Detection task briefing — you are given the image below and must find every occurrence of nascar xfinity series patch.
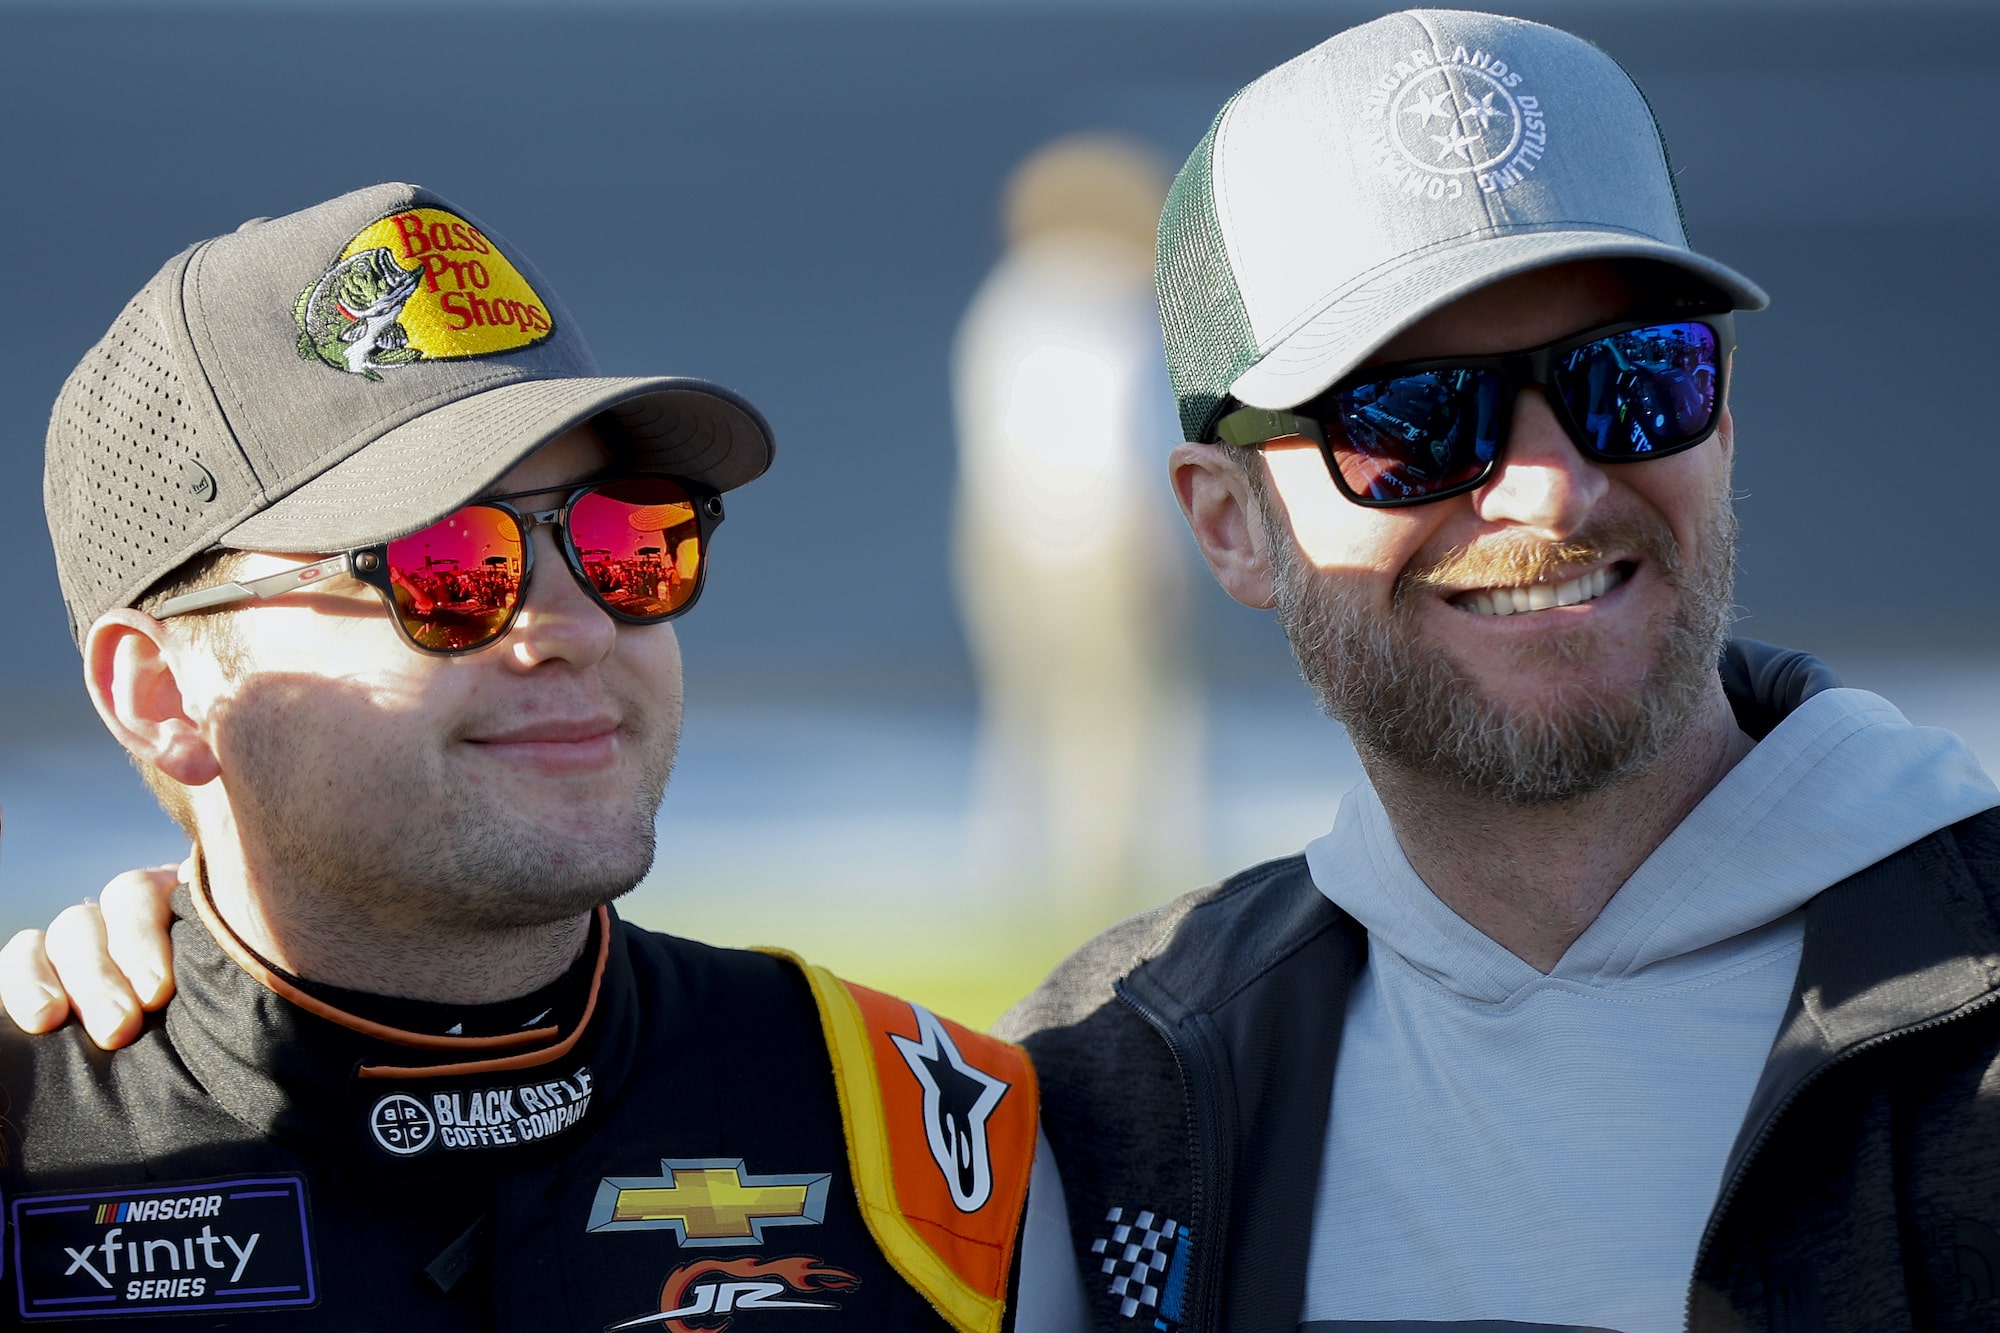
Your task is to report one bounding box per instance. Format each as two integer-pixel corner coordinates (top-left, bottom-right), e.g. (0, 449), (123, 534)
(9, 1176), (316, 1320)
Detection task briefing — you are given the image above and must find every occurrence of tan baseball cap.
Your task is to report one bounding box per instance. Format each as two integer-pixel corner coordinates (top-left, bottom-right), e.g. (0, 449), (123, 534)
(44, 181), (774, 642)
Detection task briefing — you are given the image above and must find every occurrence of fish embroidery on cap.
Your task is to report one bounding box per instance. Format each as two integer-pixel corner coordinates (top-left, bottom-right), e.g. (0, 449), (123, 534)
(295, 207), (556, 380)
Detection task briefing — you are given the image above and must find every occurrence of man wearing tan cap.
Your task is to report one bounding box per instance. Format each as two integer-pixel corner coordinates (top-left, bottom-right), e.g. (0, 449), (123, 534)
(19, 12), (2000, 1333)
(0, 182), (1083, 1330)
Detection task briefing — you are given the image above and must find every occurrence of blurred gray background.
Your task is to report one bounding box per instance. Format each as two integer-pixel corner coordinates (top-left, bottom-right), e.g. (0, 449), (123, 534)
(3, 0), (1996, 1016)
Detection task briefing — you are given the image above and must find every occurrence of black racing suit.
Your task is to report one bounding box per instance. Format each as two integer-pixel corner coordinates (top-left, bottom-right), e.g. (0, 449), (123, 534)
(0, 888), (1025, 1330)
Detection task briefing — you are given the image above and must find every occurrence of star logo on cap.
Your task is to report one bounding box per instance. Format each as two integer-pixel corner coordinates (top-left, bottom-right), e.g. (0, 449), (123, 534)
(1431, 128), (1483, 163)
(1459, 91), (1506, 131)
(1402, 86), (1455, 127)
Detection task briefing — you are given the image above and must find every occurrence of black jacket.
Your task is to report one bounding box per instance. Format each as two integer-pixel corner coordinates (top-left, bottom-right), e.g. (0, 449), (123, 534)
(999, 643), (2000, 1332)
(0, 891), (1031, 1330)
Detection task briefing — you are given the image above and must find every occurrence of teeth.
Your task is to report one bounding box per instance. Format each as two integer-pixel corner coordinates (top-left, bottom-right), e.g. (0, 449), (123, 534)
(1461, 566), (1617, 617)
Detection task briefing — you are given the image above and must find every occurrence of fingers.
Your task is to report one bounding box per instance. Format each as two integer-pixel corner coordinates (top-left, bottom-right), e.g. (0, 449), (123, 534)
(100, 866), (180, 1011)
(43, 902), (146, 1050)
(0, 929), (72, 1033)
(0, 810), (180, 1048)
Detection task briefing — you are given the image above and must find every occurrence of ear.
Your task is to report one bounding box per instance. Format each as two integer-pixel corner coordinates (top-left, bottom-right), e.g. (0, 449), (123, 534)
(1169, 442), (1278, 610)
(84, 611), (222, 789)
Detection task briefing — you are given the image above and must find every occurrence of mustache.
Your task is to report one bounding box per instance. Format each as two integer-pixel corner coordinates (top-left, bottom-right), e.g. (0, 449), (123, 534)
(1398, 517), (1680, 599)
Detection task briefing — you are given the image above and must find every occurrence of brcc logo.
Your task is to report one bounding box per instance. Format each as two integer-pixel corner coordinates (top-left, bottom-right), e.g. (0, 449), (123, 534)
(367, 1068), (595, 1158)
(369, 1093), (437, 1157)
(1361, 45), (1550, 200)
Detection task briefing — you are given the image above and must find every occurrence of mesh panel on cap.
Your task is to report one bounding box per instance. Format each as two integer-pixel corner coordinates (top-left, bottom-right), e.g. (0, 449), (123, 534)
(1618, 57), (1693, 246)
(1155, 100), (1257, 444)
(45, 273), (248, 643)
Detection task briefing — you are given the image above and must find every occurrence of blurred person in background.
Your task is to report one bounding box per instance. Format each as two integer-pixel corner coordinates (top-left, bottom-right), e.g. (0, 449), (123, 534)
(953, 133), (1201, 912)
(17, 11), (2000, 1333)
(0, 182), (1083, 1330)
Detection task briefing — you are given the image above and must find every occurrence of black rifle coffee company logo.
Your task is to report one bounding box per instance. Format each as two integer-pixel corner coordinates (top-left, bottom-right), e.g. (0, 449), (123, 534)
(367, 1066), (595, 1157)
(11, 1177), (316, 1321)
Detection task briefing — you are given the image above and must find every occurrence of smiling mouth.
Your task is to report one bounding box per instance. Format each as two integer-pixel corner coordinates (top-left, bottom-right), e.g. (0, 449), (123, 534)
(1452, 563), (1632, 617)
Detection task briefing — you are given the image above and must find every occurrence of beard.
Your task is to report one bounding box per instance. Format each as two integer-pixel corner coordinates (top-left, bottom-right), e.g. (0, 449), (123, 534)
(1268, 498), (1739, 806)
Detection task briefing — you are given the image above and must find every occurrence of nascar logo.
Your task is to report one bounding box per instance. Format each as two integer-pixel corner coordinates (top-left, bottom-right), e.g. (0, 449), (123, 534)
(93, 1195), (224, 1225)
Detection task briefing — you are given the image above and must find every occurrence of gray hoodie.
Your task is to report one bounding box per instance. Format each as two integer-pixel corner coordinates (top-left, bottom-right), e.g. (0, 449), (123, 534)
(1301, 687), (1998, 1332)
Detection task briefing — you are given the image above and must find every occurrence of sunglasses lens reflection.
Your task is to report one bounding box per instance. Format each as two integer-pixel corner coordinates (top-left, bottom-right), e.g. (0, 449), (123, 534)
(1555, 322), (1721, 457)
(568, 477), (704, 620)
(385, 505), (525, 651)
(1327, 367), (1504, 503)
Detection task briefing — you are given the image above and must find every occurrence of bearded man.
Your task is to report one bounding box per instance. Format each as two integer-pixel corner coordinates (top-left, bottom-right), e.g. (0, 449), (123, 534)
(996, 11), (2000, 1333)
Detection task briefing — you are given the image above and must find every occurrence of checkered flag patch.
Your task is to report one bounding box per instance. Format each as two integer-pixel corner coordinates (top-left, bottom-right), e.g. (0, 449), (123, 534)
(1090, 1205), (1186, 1323)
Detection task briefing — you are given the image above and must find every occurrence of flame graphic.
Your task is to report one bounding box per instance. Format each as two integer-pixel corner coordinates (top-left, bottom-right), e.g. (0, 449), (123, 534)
(655, 1256), (861, 1333)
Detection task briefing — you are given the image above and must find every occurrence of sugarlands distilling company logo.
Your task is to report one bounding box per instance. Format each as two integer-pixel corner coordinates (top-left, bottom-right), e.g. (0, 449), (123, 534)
(295, 208), (555, 379)
(1361, 44), (1549, 201)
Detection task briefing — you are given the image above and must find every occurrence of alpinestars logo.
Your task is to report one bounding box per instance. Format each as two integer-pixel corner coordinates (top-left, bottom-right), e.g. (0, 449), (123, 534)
(888, 1004), (1010, 1212)
(1360, 44), (1549, 200)
(604, 1256), (859, 1333)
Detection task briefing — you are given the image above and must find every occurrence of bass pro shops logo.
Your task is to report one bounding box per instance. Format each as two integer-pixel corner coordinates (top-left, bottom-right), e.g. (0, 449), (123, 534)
(1361, 44), (1549, 200)
(296, 207), (555, 379)
(605, 1256), (860, 1333)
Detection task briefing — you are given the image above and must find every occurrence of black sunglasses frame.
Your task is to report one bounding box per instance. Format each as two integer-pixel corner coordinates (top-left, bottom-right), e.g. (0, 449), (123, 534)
(152, 474), (725, 657)
(1211, 312), (1736, 509)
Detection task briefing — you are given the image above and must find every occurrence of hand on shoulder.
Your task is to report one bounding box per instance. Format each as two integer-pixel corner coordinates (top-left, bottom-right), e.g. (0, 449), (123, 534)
(0, 844), (183, 1050)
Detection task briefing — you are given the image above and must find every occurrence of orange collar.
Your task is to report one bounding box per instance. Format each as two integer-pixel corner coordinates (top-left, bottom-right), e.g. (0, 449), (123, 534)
(187, 865), (609, 1081)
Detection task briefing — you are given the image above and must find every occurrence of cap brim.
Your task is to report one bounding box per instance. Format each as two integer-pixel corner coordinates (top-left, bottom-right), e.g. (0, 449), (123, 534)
(222, 375), (774, 553)
(1228, 230), (1768, 412)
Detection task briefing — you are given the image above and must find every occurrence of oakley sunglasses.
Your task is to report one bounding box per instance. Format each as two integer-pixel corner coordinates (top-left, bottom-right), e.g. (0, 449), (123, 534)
(154, 474), (723, 654)
(1212, 313), (1734, 507)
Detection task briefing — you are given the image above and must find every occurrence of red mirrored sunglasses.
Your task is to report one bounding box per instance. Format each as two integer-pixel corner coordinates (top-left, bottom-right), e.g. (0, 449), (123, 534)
(153, 475), (722, 655)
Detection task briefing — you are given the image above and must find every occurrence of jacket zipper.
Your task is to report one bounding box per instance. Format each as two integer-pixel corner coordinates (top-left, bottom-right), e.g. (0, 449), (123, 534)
(1116, 982), (1225, 1333)
(1682, 988), (2000, 1332)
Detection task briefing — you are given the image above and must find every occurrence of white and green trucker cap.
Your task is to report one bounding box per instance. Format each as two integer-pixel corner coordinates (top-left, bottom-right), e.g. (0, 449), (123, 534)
(1157, 8), (1768, 442)
(45, 181), (774, 642)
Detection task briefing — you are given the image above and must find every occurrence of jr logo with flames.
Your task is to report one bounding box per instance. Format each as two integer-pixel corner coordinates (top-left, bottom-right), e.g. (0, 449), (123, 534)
(606, 1256), (860, 1333)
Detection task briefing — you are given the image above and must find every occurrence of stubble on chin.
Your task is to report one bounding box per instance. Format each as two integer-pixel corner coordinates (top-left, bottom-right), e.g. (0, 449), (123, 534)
(218, 680), (680, 934)
(1267, 502), (1739, 806)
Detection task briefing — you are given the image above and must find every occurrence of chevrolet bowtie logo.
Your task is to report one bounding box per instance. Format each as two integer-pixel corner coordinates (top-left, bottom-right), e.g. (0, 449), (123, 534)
(585, 1159), (831, 1245)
